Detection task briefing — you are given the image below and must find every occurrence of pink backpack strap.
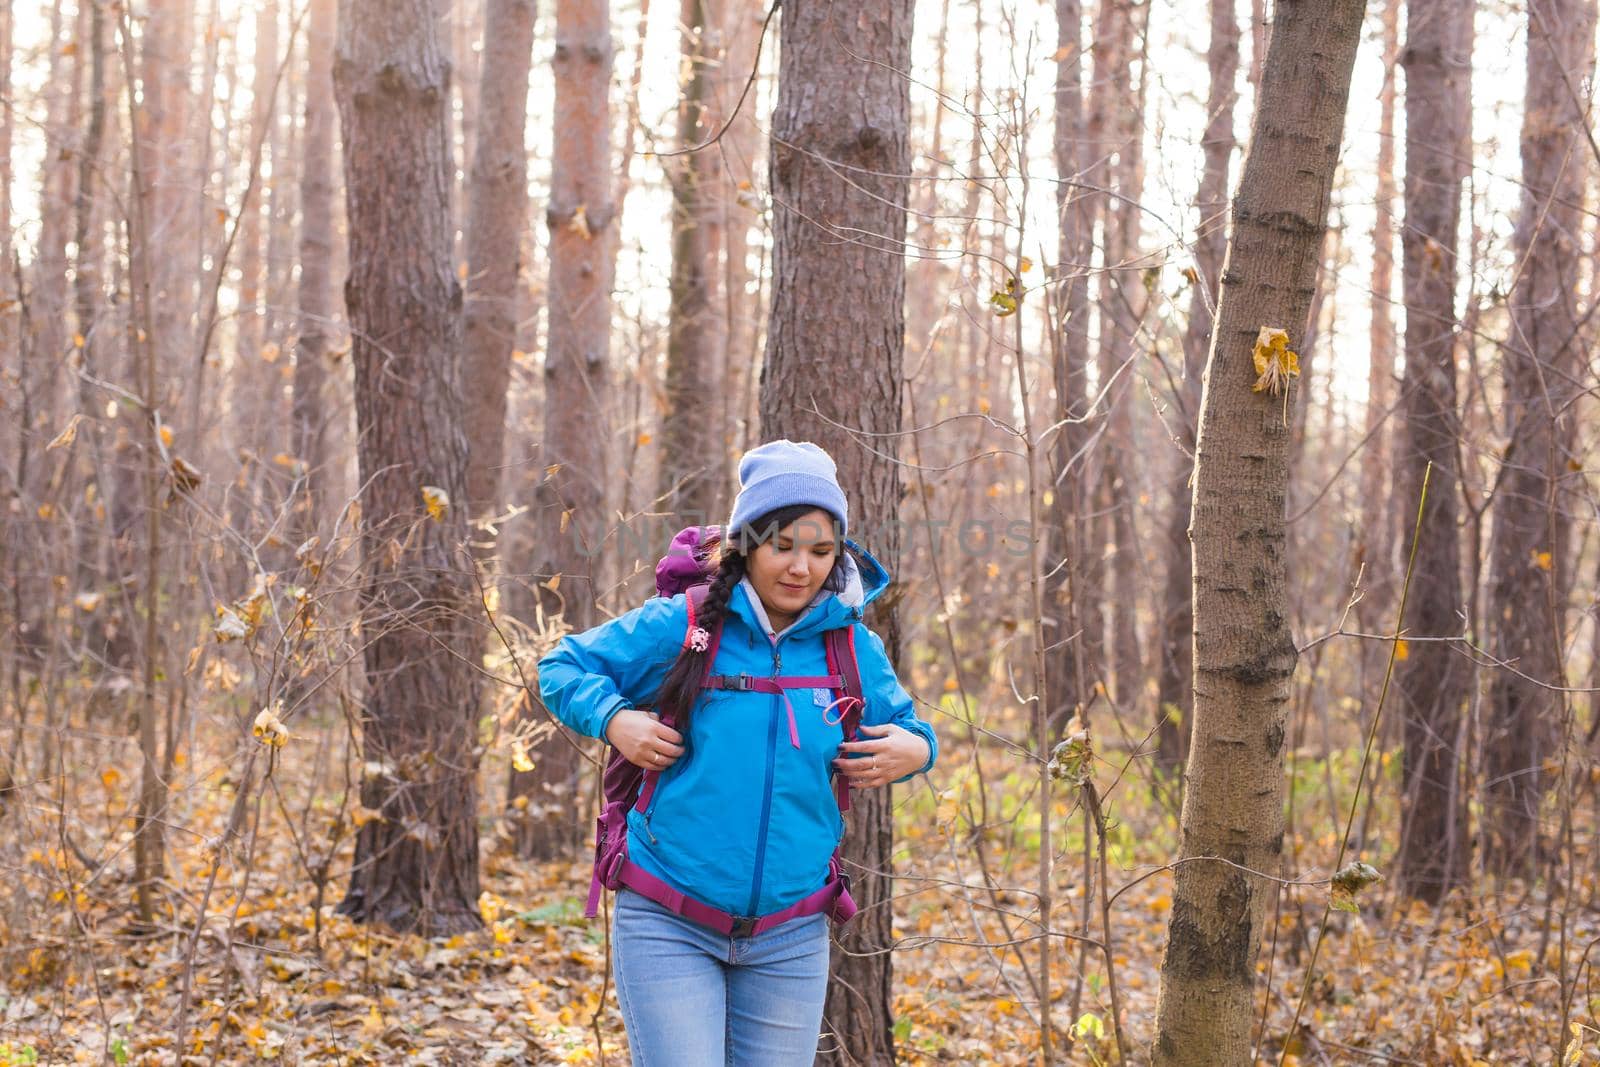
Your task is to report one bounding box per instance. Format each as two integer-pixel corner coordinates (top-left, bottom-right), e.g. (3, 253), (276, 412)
(825, 625), (866, 812)
(633, 585), (723, 815)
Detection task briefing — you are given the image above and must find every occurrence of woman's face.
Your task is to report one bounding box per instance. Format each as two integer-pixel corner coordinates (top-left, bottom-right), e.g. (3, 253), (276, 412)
(745, 508), (839, 632)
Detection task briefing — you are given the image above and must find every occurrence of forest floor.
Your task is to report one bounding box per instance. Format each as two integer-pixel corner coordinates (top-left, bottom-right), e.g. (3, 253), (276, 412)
(4, 730), (1599, 1066)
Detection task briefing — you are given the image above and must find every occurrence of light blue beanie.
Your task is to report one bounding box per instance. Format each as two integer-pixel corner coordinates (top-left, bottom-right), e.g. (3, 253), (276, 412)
(727, 440), (849, 540)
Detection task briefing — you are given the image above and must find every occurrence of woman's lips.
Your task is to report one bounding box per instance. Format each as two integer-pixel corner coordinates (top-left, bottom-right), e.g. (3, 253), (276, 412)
(778, 582), (808, 592)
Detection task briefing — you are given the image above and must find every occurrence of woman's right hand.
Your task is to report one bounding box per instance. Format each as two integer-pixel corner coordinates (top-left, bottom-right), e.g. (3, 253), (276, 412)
(605, 708), (686, 771)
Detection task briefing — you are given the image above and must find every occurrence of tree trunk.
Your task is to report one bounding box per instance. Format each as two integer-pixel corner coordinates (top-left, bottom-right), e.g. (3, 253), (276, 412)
(290, 0), (338, 546)
(1394, 0), (1473, 903)
(659, 0), (726, 524)
(1152, 2), (1366, 1061)
(1045, 0), (1092, 732)
(229, 0), (279, 536)
(331, 0), (484, 936)
(512, 0), (615, 861)
(762, 0), (911, 1060)
(1482, 0), (1596, 878)
(462, 0), (536, 546)
(1154, 0), (1237, 773)
(1355, 0), (1399, 702)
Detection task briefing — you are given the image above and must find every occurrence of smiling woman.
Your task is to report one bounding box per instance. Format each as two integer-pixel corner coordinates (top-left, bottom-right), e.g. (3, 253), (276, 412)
(536, 439), (938, 1066)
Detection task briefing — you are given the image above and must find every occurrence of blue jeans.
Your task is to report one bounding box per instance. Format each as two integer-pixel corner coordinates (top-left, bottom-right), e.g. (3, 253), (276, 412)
(611, 888), (831, 1066)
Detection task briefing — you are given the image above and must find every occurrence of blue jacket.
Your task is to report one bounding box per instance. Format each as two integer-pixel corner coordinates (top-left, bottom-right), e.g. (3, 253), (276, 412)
(537, 544), (938, 918)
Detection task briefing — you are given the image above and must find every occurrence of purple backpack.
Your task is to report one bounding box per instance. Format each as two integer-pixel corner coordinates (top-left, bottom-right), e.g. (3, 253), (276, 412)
(583, 525), (864, 935)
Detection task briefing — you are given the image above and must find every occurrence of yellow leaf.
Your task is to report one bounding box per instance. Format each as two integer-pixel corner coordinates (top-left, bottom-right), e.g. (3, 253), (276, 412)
(569, 205), (592, 239)
(1251, 326), (1300, 396)
(559, 509), (571, 534)
(170, 455), (203, 494)
(511, 738), (535, 773)
(260, 341), (280, 364)
(74, 591), (103, 613)
(421, 485), (450, 521)
(637, 431), (653, 446)
(36, 503), (56, 520)
(47, 414), (87, 450)
(1051, 45), (1074, 61)
(252, 703), (290, 747)
(1394, 639), (1409, 661)
(100, 766), (121, 788)
(986, 562), (999, 578)
(543, 574), (562, 592)
(351, 804), (385, 828)
(978, 397), (991, 414)
(159, 424), (174, 448)
(989, 275), (1020, 317)
(72, 332), (85, 348)
(1532, 549), (1553, 571)
(1019, 256), (1034, 273)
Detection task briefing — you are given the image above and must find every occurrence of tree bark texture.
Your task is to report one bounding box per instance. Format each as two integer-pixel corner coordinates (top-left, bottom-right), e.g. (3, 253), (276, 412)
(762, 1), (912, 1061)
(1153, 2), (1366, 1062)
(514, 0), (615, 861)
(462, 0), (536, 543)
(290, 0), (338, 546)
(332, 0), (485, 936)
(1482, 0), (1596, 877)
(660, 0), (727, 524)
(1394, 0), (1472, 902)
(1154, 0), (1237, 773)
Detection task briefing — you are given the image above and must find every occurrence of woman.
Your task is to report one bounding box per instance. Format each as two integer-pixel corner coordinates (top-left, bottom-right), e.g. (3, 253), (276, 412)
(538, 439), (938, 1066)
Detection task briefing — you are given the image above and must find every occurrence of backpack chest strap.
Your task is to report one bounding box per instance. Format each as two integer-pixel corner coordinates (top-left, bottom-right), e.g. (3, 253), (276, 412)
(703, 673), (844, 692)
(702, 674), (847, 750)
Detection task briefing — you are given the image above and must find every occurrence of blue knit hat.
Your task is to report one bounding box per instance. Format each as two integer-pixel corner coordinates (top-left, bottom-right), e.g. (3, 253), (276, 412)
(727, 440), (849, 540)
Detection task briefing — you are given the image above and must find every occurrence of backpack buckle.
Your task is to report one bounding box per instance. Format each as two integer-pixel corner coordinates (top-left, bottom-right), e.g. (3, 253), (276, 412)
(729, 915), (757, 938)
(732, 674), (757, 691)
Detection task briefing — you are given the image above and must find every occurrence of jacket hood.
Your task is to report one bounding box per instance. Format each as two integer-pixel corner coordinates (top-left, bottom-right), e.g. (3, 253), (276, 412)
(731, 539), (891, 639)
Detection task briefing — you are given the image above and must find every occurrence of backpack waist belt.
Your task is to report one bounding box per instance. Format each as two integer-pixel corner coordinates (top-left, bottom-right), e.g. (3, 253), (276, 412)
(610, 852), (858, 938)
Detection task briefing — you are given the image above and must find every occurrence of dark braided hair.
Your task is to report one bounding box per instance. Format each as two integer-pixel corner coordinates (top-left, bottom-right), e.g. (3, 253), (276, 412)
(651, 504), (845, 731)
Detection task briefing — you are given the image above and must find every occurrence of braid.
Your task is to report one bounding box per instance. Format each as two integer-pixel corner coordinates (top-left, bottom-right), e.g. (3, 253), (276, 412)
(653, 549), (747, 730)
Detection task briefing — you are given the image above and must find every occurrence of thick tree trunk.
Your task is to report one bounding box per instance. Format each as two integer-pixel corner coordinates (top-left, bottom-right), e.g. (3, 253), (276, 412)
(1394, 0), (1473, 902)
(1154, 0), (1237, 773)
(512, 0), (615, 861)
(462, 0), (536, 545)
(659, 0), (726, 523)
(1483, 0), (1596, 878)
(290, 0), (338, 545)
(1153, 2), (1366, 1061)
(331, 0), (484, 936)
(762, 0), (911, 1061)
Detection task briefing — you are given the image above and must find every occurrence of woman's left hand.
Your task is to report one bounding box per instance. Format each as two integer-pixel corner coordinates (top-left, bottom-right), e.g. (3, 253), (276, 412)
(833, 724), (930, 789)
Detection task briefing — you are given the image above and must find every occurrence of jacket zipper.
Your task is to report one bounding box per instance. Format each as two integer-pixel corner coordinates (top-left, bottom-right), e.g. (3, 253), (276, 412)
(746, 638), (783, 917)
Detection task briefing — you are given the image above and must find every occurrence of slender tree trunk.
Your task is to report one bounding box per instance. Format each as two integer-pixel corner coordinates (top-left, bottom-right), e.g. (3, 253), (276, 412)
(660, 0), (727, 523)
(714, 0), (762, 499)
(1483, 0), (1596, 877)
(762, 0), (911, 1060)
(1394, 0), (1473, 902)
(1152, 2), (1366, 1060)
(462, 0), (536, 544)
(1154, 0), (1238, 773)
(331, 0), (484, 935)
(1355, 0), (1399, 691)
(513, 0), (615, 860)
(229, 0), (280, 539)
(290, 0), (337, 546)
(1046, 0), (1092, 733)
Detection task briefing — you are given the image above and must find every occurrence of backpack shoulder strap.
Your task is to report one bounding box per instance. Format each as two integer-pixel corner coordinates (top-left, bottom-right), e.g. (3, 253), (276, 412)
(825, 624), (866, 813)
